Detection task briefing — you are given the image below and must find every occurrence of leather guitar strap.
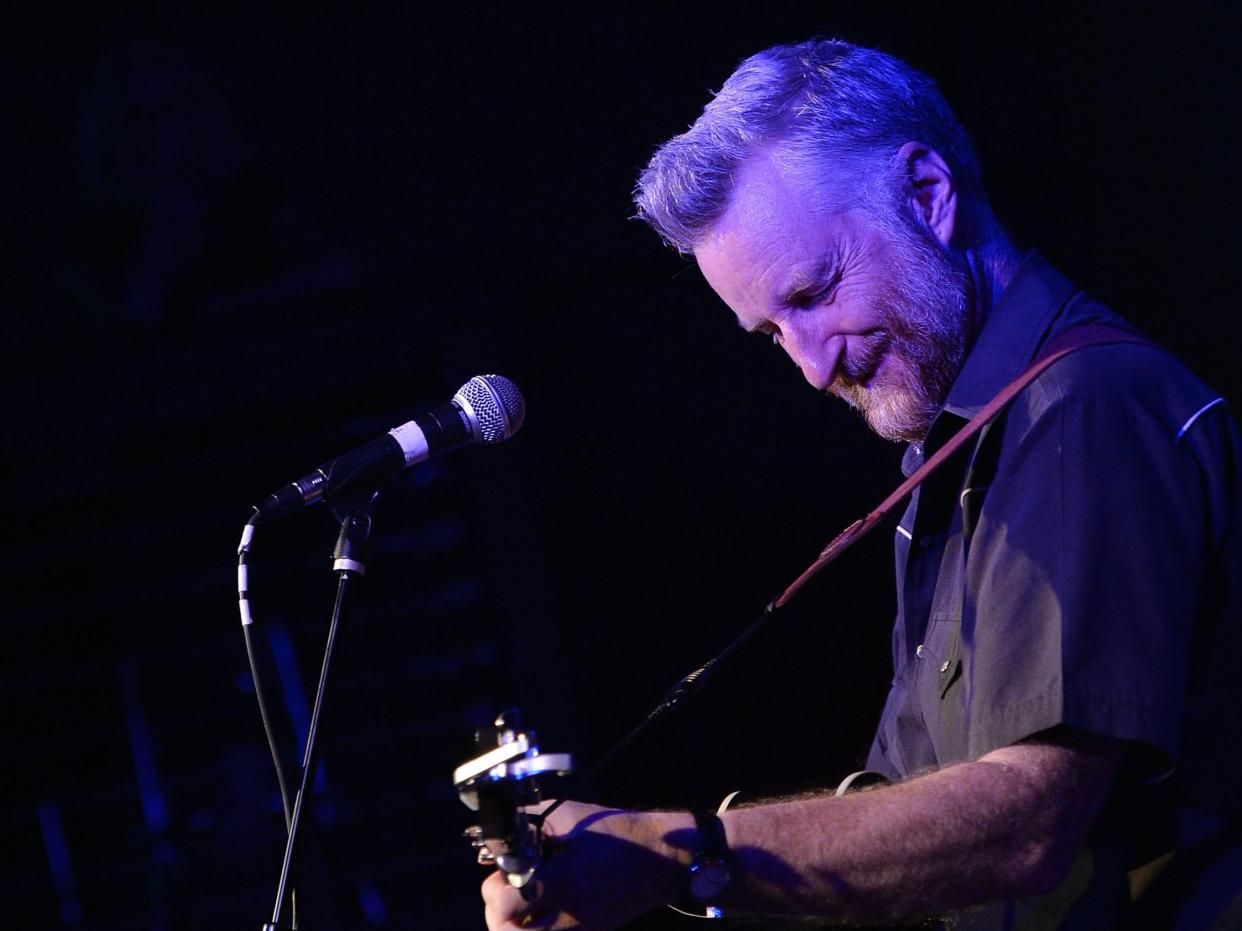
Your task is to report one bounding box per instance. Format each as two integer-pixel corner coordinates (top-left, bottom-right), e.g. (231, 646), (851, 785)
(772, 323), (1156, 609)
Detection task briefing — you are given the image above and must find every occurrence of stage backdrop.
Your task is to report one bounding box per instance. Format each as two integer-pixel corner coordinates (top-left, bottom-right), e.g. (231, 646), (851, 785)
(7, 3), (1239, 928)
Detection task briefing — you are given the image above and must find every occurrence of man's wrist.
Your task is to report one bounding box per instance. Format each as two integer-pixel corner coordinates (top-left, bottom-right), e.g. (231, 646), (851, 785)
(634, 810), (700, 898)
(685, 809), (735, 905)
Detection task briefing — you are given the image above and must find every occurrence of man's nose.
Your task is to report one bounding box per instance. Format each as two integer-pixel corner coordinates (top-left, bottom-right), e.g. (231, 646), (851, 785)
(780, 325), (834, 391)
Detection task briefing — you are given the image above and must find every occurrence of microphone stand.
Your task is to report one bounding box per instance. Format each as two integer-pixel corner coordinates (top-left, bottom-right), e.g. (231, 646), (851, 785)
(262, 487), (382, 931)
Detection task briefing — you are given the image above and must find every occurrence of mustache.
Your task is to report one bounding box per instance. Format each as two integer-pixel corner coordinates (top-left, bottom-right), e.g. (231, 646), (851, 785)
(836, 330), (891, 387)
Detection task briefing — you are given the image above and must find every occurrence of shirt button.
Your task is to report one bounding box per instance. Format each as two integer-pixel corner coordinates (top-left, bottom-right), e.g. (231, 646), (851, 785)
(940, 661), (951, 673)
(916, 644), (925, 658)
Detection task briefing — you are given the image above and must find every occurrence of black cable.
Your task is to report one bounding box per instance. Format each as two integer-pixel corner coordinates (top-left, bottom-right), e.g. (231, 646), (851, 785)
(238, 517), (295, 826)
(238, 515), (299, 929)
(539, 600), (779, 825)
(242, 623), (295, 830)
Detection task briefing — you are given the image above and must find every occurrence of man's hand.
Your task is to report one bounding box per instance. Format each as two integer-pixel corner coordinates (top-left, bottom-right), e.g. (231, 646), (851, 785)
(480, 801), (691, 931)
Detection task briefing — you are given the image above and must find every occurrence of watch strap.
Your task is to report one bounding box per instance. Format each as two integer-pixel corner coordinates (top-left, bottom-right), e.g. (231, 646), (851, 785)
(670, 807), (736, 917)
(691, 809), (729, 859)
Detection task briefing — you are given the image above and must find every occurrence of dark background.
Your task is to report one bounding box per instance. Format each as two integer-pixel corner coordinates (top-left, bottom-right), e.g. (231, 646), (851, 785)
(6, 2), (1240, 928)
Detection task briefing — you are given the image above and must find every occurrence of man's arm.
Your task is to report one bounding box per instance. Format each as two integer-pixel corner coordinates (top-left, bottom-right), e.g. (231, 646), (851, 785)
(482, 727), (1123, 930)
(718, 727), (1123, 921)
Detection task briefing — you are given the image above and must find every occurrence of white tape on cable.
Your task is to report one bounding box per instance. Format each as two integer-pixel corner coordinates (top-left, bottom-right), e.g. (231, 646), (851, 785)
(389, 420), (430, 465)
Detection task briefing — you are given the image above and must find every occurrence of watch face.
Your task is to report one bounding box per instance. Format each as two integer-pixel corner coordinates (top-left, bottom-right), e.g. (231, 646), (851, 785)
(688, 859), (732, 902)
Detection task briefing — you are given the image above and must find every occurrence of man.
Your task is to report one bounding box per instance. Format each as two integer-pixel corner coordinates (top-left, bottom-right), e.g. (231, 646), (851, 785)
(483, 39), (1242, 930)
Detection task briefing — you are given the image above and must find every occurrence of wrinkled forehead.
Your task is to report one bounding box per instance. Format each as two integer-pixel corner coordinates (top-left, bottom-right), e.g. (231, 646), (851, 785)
(693, 153), (844, 305)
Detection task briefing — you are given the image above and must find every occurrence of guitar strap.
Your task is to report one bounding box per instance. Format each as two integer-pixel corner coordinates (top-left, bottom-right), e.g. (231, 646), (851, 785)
(772, 322), (1155, 609)
(684, 322), (1161, 921)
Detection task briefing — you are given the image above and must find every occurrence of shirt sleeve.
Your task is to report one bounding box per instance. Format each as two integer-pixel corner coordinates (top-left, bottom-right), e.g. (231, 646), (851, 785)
(959, 343), (1232, 764)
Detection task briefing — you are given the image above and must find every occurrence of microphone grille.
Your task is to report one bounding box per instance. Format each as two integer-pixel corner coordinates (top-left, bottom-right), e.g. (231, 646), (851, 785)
(455, 374), (526, 445)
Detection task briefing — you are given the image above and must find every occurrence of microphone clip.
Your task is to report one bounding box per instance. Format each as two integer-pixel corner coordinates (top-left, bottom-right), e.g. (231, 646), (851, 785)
(330, 487), (383, 575)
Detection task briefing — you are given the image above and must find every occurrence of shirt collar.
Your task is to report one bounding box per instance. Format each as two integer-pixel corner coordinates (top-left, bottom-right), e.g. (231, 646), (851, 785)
(900, 252), (1078, 476)
(940, 251), (1079, 420)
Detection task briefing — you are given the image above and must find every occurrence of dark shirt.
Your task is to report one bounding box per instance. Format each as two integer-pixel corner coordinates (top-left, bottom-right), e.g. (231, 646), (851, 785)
(864, 254), (1242, 928)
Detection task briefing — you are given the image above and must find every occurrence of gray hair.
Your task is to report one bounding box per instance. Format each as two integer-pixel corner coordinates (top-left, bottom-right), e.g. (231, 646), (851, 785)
(634, 39), (983, 253)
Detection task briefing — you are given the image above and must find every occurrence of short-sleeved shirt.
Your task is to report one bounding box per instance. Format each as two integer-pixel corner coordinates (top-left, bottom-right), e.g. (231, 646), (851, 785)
(864, 254), (1242, 928)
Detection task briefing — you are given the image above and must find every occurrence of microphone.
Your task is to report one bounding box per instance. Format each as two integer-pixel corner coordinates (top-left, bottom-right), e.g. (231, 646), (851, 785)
(253, 374), (525, 522)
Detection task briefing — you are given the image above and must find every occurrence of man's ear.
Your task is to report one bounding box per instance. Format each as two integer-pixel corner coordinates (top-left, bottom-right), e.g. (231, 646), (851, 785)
(898, 142), (956, 247)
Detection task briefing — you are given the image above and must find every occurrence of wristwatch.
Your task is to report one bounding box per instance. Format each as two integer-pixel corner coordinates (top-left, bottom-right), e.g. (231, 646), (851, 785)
(685, 809), (734, 905)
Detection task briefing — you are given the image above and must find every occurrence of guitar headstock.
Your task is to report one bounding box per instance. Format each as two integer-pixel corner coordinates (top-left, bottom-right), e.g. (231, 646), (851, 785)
(454, 709), (573, 890)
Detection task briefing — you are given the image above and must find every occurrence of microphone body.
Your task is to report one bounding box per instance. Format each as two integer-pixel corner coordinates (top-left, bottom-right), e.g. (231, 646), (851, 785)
(253, 374), (524, 522)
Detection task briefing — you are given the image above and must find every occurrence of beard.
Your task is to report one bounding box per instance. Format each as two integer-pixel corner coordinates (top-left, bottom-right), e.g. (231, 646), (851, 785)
(828, 225), (973, 443)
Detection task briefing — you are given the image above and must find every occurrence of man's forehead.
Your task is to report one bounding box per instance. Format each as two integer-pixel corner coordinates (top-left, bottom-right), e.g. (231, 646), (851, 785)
(715, 152), (814, 235)
(702, 152), (850, 249)
(694, 154), (843, 295)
